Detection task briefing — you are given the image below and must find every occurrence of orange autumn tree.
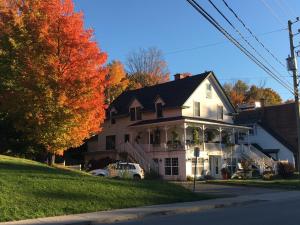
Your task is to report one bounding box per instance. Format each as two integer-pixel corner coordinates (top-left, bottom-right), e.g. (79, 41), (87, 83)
(105, 60), (129, 104)
(0, 0), (107, 163)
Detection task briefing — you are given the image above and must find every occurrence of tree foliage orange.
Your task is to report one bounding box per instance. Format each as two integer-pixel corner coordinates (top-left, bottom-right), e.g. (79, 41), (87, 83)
(0, 0), (107, 157)
(105, 60), (129, 104)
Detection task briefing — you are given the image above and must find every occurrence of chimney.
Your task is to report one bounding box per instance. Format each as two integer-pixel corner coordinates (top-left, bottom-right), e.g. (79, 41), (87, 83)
(260, 98), (265, 108)
(174, 73), (191, 80)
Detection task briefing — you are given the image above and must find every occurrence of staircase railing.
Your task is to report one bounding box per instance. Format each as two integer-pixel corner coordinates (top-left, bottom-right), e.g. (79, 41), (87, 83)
(239, 144), (277, 173)
(117, 142), (158, 173)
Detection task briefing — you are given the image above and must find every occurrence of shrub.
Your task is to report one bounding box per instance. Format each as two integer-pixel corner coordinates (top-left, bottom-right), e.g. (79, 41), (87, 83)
(262, 171), (275, 180)
(221, 167), (231, 180)
(186, 175), (194, 181)
(145, 170), (162, 180)
(204, 175), (214, 180)
(277, 162), (295, 179)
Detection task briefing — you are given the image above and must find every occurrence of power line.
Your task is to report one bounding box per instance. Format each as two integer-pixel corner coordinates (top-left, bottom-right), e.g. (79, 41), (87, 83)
(260, 0), (286, 26)
(165, 28), (286, 55)
(275, 0), (290, 18)
(207, 0), (293, 87)
(278, 0), (298, 19)
(186, 0), (295, 95)
(222, 0), (288, 70)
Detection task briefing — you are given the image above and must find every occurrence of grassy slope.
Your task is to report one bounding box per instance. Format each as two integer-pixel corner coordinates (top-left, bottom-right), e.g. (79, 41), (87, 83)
(0, 155), (213, 222)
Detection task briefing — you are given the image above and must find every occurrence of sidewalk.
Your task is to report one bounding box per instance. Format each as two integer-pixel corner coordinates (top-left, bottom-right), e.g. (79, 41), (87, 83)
(2, 190), (300, 225)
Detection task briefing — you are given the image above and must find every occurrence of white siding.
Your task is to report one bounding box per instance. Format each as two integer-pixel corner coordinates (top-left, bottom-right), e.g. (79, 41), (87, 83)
(248, 124), (295, 165)
(182, 76), (234, 123)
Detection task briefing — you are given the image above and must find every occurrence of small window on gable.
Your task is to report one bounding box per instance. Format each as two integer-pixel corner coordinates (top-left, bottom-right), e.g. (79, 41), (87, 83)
(130, 108), (136, 121)
(206, 83), (212, 99)
(110, 111), (116, 124)
(136, 107), (142, 120)
(156, 103), (163, 118)
(217, 105), (223, 120)
(194, 101), (200, 117)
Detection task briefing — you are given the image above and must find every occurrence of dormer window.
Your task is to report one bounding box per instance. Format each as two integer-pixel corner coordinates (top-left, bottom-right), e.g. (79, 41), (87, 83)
(206, 83), (212, 98)
(217, 105), (223, 120)
(130, 107), (142, 121)
(130, 108), (136, 121)
(194, 101), (200, 117)
(110, 109), (117, 124)
(136, 107), (142, 120)
(156, 103), (163, 118)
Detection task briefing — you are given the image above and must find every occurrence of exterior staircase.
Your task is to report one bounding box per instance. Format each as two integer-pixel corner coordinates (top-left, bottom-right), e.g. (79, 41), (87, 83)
(118, 142), (158, 173)
(238, 144), (277, 173)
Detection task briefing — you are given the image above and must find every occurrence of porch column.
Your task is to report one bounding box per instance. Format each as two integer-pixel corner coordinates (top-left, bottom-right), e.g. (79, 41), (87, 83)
(247, 130), (250, 151)
(183, 123), (187, 150)
(219, 127), (223, 155)
(164, 126), (168, 151)
(231, 128), (235, 175)
(148, 128), (151, 152)
(202, 124), (206, 152)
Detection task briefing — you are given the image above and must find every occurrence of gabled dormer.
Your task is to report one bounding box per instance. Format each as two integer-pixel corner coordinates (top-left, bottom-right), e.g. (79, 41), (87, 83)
(128, 97), (143, 121)
(154, 95), (165, 118)
(109, 107), (117, 124)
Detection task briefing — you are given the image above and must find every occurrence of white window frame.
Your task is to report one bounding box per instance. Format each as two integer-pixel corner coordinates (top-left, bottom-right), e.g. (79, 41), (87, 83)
(194, 101), (200, 117)
(217, 105), (223, 120)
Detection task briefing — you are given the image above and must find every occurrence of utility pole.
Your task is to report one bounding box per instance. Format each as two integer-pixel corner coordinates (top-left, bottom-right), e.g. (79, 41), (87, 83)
(287, 17), (300, 172)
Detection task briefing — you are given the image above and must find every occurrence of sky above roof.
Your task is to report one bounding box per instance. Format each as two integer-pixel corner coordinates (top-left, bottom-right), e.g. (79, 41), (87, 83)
(73, 0), (300, 101)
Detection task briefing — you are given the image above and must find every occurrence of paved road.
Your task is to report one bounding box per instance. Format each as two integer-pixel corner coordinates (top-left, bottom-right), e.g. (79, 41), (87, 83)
(103, 194), (300, 225)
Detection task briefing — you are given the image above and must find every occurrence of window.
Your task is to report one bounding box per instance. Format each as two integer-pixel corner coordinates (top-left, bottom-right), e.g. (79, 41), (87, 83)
(136, 107), (142, 120)
(217, 105), (223, 120)
(130, 107), (142, 121)
(124, 134), (130, 143)
(106, 135), (116, 150)
(164, 158), (179, 175)
(206, 83), (212, 98)
(156, 103), (163, 118)
(130, 108), (136, 121)
(110, 111), (116, 124)
(192, 158), (204, 175)
(194, 101), (200, 117)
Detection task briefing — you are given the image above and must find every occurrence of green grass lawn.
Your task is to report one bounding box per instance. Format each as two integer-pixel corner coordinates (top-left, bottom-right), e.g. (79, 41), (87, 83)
(0, 155), (214, 222)
(207, 179), (300, 189)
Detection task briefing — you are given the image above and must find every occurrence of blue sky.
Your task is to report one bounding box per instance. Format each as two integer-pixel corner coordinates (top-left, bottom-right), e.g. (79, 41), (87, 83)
(73, 0), (300, 100)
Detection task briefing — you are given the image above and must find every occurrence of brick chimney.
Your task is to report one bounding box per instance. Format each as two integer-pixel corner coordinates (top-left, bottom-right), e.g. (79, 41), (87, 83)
(174, 73), (191, 80)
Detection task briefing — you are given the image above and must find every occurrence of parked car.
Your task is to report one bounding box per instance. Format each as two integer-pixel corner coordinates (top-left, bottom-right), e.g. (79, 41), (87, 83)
(89, 162), (144, 180)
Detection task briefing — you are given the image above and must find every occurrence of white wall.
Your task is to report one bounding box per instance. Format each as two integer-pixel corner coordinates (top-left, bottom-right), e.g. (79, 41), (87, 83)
(248, 124), (295, 165)
(182, 76), (234, 123)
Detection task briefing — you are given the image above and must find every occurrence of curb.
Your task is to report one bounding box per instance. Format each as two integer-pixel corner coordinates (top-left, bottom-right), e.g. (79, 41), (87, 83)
(0, 198), (265, 225)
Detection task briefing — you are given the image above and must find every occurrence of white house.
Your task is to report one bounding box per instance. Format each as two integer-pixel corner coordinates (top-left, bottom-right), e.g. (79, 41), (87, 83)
(235, 103), (297, 166)
(86, 72), (279, 180)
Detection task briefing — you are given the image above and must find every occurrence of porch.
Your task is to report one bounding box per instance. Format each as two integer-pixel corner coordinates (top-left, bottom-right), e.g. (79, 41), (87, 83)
(129, 117), (251, 154)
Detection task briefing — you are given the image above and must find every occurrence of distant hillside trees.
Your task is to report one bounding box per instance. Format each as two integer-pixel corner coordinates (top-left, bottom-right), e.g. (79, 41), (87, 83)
(223, 80), (282, 107)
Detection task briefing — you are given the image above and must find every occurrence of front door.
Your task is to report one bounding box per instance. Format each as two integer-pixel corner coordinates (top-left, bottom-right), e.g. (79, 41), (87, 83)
(209, 155), (222, 178)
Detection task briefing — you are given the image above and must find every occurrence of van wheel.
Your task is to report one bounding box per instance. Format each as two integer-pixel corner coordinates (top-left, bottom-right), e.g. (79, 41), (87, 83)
(97, 174), (105, 177)
(133, 174), (141, 180)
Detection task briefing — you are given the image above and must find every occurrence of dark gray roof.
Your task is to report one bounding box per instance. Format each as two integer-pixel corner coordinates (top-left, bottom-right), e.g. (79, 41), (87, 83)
(110, 71), (212, 116)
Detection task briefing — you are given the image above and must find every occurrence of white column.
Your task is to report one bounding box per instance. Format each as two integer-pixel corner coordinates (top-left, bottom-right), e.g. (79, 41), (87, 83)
(247, 130), (250, 151)
(219, 127), (223, 154)
(164, 126), (168, 151)
(202, 124), (206, 152)
(183, 123), (187, 150)
(148, 129), (151, 152)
